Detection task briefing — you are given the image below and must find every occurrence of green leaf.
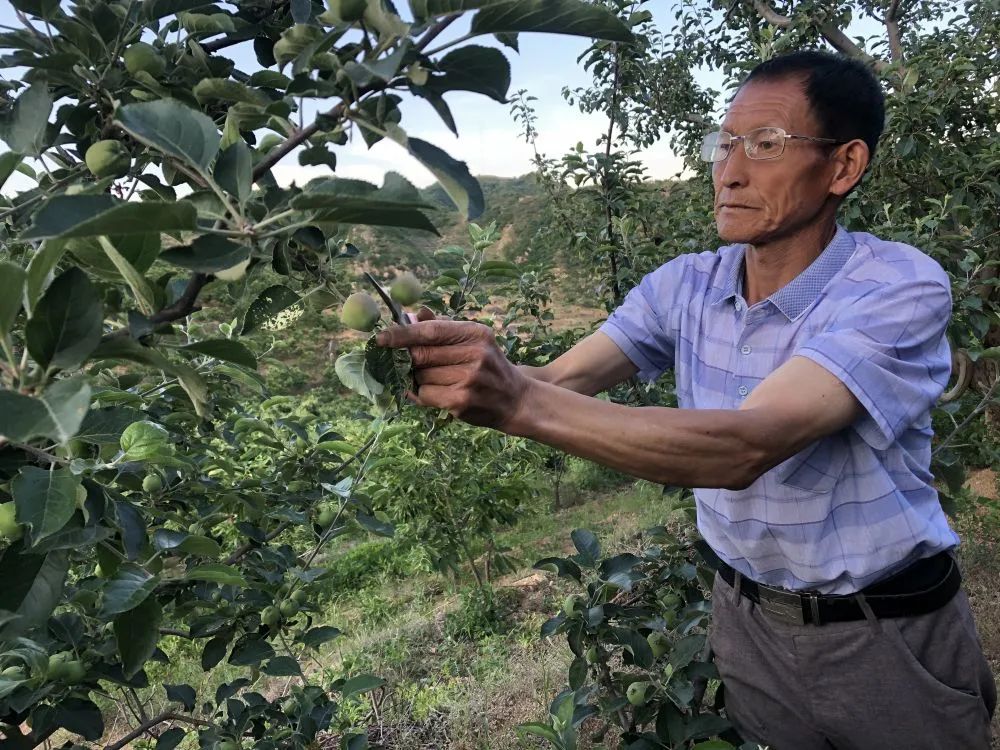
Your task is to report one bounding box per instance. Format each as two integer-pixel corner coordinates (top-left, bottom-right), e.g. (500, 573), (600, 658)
(299, 625), (342, 649)
(0, 544), (68, 638)
(193, 78), (269, 107)
(355, 511), (394, 537)
(160, 235), (250, 273)
(0, 152), (23, 192)
(0, 377), (92, 444)
(120, 420), (171, 461)
(91, 338), (210, 417)
(32, 697), (104, 742)
(385, 127), (484, 219)
(201, 637), (228, 670)
(214, 142), (252, 205)
(599, 553), (643, 591)
(184, 564), (247, 587)
(142, 0), (207, 20)
(533, 556), (582, 582)
(12, 466), (80, 547)
(470, 0), (633, 40)
(153, 530), (221, 558)
(156, 728), (187, 750)
(68, 233), (161, 279)
(179, 339), (256, 369)
(21, 196), (197, 240)
(228, 635), (274, 666)
(669, 634), (706, 671)
(24, 240), (67, 315)
(263, 656), (302, 676)
(177, 11), (236, 34)
(115, 596), (162, 679)
(0, 262), (27, 338)
(116, 100), (221, 173)
(25, 267), (103, 371)
(683, 714), (731, 742)
(101, 563), (159, 617)
(76, 407), (144, 444)
(570, 528), (600, 567)
(1, 83), (52, 155)
(339, 674), (385, 699)
(425, 45), (511, 103)
(690, 741), (735, 750)
(292, 172), (439, 233)
(517, 723), (560, 743)
(164, 684), (196, 711)
(239, 285), (301, 335)
(335, 350), (385, 402)
(97, 236), (157, 316)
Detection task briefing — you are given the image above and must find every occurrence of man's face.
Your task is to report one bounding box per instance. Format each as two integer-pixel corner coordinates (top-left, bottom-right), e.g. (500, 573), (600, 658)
(712, 77), (840, 246)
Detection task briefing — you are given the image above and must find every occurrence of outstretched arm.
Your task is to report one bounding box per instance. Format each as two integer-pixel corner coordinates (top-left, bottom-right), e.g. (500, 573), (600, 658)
(518, 331), (638, 396)
(376, 321), (862, 489)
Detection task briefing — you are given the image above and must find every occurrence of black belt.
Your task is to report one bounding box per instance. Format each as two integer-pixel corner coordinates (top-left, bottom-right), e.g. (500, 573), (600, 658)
(694, 541), (962, 626)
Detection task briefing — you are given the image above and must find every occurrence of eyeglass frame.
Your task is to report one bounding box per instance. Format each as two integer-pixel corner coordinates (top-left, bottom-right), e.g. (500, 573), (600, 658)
(700, 126), (846, 163)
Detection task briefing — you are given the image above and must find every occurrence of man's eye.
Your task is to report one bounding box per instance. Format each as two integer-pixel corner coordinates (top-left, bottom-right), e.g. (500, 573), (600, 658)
(757, 140), (776, 151)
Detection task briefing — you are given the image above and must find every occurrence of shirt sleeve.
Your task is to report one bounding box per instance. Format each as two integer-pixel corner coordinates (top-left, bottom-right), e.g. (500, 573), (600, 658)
(795, 278), (952, 451)
(598, 257), (686, 382)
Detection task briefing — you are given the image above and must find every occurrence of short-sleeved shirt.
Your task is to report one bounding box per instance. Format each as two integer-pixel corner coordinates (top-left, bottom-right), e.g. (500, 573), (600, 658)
(599, 225), (959, 595)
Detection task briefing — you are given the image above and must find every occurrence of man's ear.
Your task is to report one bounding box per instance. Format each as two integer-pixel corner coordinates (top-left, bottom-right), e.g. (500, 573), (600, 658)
(830, 139), (870, 197)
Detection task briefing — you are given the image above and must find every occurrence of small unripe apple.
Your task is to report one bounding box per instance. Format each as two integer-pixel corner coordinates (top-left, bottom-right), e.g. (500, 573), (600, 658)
(647, 631), (669, 659)
(562, 594), (583, 616)
(317, 506), (336, 527)
(123, 42), (166, 77)
(340, 292), (380, 332)
(142, 474), (163, 493)
(389, 272), (422, 306)
(0, 502), (22, 542)
(279, 599), (300, 618)
(261, 606), (280, 628)
(85, 139), (130, 179)
(626, 680), (651, 706)
(291, 589), (307, 605)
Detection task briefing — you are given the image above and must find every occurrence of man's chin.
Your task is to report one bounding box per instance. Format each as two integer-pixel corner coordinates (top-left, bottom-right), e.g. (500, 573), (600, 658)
(715, 218), (759, 245)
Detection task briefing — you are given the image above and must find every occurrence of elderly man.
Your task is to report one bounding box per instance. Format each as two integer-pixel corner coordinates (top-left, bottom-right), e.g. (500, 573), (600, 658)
(377, 50), (996, 748)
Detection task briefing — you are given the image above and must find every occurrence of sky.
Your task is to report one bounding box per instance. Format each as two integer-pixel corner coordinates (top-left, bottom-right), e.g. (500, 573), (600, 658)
(0, 1), (886, 193)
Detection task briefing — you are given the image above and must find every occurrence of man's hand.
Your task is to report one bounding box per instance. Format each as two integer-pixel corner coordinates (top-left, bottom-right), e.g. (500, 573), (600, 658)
(376, 318), (532, 430)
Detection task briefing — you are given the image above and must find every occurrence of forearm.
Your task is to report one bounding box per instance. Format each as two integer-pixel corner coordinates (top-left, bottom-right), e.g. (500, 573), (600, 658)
(504, 378), (768, 489)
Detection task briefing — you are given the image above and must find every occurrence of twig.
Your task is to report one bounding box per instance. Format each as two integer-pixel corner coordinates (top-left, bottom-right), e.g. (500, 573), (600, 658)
(102, 273), (209, 341)
(934, 374), (1000, 456)
(104, 711), (214, 750)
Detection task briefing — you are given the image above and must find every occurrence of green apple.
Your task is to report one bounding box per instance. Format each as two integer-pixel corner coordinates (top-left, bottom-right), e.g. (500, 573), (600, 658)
(389, 271), (423, 306)
(123, 42), (166, 77)
(279, 599), (300, 618)
(142, 474), (163, 493)
(626, 680), (651, 707)
(261, 606), (280, 628)
(291, 589), (307, 605)
(340, 292), (380, 332)
(0, 502), (22, 542)
(85, 139), (130, 179)
(647, 631), (669, 659)
(317, 506), (336, 527)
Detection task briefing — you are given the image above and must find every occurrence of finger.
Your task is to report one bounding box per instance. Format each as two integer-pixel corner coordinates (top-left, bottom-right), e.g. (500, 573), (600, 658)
(415, 306), (436, 322)
(376, 319), (486, 349)
(404, 384), (452, 411)
(413, 365), (467, 386)
(408, 344), (479, 368)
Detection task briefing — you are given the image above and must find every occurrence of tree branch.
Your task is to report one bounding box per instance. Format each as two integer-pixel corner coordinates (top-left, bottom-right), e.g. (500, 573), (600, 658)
(885, 0), (904, 64)
(103, 273), (210, 341)
(104, 711), (214, 750)
(746, 0), (889, 73)
(250, 15), (459, 182)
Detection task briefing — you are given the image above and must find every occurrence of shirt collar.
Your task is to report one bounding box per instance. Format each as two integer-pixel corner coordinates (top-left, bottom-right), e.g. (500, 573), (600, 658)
(714, 225), (856, 321)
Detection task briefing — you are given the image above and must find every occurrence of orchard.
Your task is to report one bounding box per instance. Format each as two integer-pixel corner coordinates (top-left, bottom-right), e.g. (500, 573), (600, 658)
(0, 0), (998, 748)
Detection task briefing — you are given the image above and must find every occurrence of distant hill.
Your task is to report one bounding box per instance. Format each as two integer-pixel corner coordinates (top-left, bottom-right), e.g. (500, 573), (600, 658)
(347, 174), (554, 278)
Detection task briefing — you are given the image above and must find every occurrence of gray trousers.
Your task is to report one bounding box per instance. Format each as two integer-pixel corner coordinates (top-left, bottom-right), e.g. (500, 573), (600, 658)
(709, 572), (996, 750)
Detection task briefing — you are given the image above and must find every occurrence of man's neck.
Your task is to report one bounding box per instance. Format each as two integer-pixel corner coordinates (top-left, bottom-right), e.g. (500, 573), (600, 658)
(742, 220), (838, 306)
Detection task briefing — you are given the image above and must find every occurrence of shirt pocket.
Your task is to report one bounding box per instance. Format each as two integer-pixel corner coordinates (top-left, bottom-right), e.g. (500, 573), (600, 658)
(777, 432), (849, 494)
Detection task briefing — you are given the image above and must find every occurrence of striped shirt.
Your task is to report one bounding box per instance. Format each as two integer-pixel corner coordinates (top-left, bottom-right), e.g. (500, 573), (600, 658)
(600, 225), (959, 594)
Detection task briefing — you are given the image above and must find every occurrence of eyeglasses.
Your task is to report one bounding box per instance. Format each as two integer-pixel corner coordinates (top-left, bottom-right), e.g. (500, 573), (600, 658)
(700, 127), (844, 162)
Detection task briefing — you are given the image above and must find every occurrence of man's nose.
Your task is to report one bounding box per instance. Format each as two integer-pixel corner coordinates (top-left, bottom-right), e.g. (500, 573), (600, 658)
(714, 144), (749, 189)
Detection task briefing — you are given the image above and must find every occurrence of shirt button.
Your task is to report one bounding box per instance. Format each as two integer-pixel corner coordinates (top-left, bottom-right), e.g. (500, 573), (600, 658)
(734, 299), (743, 311)
(738, 385), (749, 396)
(741, 345), (752, 355)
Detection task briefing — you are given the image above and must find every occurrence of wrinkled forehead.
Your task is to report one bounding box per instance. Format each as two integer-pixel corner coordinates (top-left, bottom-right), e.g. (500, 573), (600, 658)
(720, 77), (817, 135)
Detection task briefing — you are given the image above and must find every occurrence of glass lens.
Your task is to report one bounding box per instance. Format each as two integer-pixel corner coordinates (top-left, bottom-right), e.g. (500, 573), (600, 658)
(746, 127), (786, 160)
(700, 131), (730, 162)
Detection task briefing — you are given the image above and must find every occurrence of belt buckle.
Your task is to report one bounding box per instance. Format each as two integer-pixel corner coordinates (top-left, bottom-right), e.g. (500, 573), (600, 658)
(757, 587), (807, 625)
